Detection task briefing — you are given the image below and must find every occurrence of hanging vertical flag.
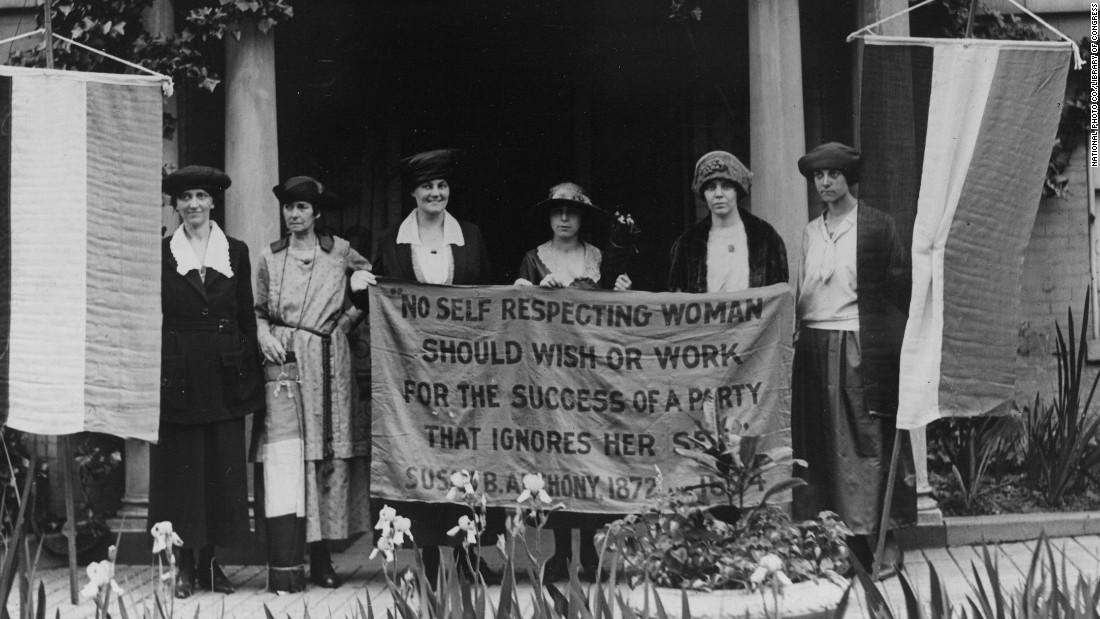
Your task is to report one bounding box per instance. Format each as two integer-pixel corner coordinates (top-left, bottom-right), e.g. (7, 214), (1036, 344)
(0, 66), (163, 441)
(859, 37), (1071, 430)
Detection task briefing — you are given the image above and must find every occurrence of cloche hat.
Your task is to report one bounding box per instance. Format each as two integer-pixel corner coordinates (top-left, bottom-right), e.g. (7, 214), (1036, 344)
(691, 151), (752, 198)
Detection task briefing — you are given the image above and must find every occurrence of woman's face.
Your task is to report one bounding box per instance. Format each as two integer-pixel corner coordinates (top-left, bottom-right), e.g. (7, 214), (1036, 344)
(549, 205), (583, 240)
(175, 189), (214, 228)
(411, 179), (450, 215)
(282, 201), (318, 234)
(813, 169), (850, 204)
(702, 179), (738, 217)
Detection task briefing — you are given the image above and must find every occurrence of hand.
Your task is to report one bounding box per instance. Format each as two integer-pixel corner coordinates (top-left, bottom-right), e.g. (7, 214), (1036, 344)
(539, 273), (570, 288)
(335, 313), (354, 334)
(513, 278), (535, 287)
(260, 334), (287, 365)
(614, 274), (632, 291)
(350, 270), (377, 291)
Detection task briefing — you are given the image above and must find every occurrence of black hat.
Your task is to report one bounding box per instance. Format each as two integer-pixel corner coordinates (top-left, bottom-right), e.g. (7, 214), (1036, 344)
(272, 176), (341, 210)
(395, 149), (461, 189)
(797, 142), (861, 185)
(162, 165), (231, 196)
(528, 183), (610, 226)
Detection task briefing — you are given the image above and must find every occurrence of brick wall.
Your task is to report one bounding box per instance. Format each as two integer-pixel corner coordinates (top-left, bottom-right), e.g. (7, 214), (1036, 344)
(1014, 143), (1095, 406)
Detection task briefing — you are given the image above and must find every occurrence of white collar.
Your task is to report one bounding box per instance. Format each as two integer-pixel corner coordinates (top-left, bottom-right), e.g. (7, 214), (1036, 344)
(396, 210), (465, 247)
(170, 221), (234, 278)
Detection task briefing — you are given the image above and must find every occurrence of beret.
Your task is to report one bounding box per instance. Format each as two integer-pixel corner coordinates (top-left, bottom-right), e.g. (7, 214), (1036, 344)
(162, 165), (231, 195)
(272, 176), (341, 210)
(692, 151), (752, 197)
(797, 142), (861, 185)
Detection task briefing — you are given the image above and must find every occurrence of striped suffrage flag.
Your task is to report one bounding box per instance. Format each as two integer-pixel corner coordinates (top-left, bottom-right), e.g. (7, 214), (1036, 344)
(859, 37), (1072, 430)
(0, 66), (163, 441)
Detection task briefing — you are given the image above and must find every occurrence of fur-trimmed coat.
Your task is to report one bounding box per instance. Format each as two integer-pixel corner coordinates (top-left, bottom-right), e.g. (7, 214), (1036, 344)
(666, 209), (789, 293)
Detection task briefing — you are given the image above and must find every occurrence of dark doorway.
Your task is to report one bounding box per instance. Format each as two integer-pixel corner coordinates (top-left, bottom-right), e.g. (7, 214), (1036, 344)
(275, 0), (752, 290)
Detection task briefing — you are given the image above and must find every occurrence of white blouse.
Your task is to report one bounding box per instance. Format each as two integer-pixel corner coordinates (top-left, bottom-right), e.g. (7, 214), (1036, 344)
(395, 210), (466, 285)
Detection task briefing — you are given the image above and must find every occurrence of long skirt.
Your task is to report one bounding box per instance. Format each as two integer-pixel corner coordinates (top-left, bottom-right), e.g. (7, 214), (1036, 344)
(255, 359), (370, 551)
(791, 328), (915, 535)
(149, 418), (250, 549)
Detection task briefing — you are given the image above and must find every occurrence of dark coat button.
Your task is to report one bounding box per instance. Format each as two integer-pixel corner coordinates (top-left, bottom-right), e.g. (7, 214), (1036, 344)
(201, 308), (210, 316)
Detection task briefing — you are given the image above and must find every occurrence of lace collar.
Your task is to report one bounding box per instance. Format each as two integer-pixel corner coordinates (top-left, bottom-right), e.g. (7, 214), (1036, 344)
(169, 221), (233, 278)
(536, 241), (601, 283)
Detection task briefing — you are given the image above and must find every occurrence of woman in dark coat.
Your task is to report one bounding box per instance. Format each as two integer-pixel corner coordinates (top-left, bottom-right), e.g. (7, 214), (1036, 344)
(360, 148), (502, 585)
(369, 150), (493, 286)
(667, 151), (788, 292)
(791, 142), (915, 574)
(151, 165), (264, 598)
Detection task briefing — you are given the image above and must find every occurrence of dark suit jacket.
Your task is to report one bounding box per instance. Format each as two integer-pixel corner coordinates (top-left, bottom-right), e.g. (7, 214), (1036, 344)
(666, 209), (789, 292)
(160, 236), (264, 424)
(369, 218), (495, 285)
(855, 205), (911, 417)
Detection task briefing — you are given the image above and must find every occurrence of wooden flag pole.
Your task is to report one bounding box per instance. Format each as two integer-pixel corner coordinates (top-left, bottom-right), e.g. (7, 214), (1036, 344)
(964, 0), (978, 38)
(42, 0), (53, 70)
(61, 436), (78, 604)
(871, 428), (904, 580)
(39, 0), (78, 604)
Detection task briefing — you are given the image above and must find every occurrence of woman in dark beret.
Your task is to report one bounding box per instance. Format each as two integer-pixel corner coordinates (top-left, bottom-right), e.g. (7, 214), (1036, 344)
(253, 176), (374, 592)
(791, 142), (915, 575)
(359, 148), (502, 586)
(151, 165), (264, 598)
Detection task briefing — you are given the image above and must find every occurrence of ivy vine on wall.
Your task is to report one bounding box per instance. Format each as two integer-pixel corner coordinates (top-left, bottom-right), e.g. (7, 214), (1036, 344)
(7, 0), (294, 92)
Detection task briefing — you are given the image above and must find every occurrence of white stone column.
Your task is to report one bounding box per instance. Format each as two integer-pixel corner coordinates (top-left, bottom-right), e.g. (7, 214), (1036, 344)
(748, 0), (807, 284)
(224, 19), (280, 270)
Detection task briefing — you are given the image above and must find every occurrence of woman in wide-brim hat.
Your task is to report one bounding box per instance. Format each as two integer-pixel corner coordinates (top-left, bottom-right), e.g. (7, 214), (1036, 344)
(253, 175), (374, 593)
(152, 165), (265, 598)
(515, 182), (631, 291)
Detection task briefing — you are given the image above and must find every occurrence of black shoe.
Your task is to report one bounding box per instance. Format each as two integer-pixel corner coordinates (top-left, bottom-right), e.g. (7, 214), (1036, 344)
(175, 552), (196, 599)
(197, 559), (235, 594)
(541, 555), (569, 583)
(476, 563), (502, 586)
(310, 541), (342, 588)
(311, 564), (342, 589)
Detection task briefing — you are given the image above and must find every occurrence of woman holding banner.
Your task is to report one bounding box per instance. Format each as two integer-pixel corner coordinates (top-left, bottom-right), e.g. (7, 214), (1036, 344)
(153, 166), (264, 598)
(791, 142), (915, 576)
(360, 148), (503, 585)
(254, 176), (374, 592)
(514, 182), (628, 580)
(667, 151), (788, 293)
(515, 182), (632, 292)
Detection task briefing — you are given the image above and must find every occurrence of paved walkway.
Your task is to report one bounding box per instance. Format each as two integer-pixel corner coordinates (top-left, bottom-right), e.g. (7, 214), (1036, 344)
(10, 535), (1100, 618)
